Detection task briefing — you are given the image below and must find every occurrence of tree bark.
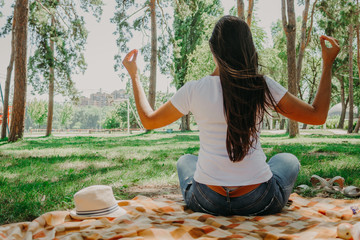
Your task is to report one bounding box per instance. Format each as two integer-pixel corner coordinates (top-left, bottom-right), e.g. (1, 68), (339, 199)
(303, 61), (319, 130)
(355, 6), (360, 133)
(335, 74), (347, 129)
(1, 12), (16, 139)
(9, 0), (29, 142)
(280, 118), (286, 130)
(348, 24), (354, 133)
(46, 22), (55, 137)
(354, 109), (360, 132)
(246, 0), (254, 27)
(281, 0), (299, 137)
(180, 114), (191, 131)
(296, 0), (310, 94)
(148, 0), (157, 110)
(237, 0), (245, 20)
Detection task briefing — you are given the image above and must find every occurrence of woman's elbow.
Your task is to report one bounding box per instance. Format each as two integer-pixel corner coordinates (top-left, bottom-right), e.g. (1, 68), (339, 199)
(308, 115), (327, 125)
(141, 116), (157, 130)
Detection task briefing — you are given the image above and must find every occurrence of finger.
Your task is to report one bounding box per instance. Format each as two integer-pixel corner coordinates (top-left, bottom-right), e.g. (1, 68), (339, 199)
(124, 49), (136, 61)
(132, 49), (138, 62)
(321, 35), (339, 48)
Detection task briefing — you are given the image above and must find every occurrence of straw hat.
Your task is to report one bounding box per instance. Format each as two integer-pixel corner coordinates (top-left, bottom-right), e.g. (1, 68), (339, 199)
(70, 185), (126, 219)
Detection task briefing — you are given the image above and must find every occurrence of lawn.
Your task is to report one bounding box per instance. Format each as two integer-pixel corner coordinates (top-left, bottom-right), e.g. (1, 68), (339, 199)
(0, 130), (359, 225)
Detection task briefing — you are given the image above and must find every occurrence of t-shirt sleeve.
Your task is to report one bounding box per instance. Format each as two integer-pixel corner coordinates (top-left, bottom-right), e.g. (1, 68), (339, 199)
(264, 76), (288, 104)
(170, 81), (193, 115)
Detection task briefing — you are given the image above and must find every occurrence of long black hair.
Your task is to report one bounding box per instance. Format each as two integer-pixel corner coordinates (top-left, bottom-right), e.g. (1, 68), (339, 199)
(209, 15), (277, 162)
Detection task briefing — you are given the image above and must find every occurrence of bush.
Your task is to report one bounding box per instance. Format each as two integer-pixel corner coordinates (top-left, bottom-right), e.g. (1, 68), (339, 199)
(326, 115), (340, 129)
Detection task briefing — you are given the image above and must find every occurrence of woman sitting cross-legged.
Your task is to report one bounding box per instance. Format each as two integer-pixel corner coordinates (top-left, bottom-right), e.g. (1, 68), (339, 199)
(122, 15), (340, 216)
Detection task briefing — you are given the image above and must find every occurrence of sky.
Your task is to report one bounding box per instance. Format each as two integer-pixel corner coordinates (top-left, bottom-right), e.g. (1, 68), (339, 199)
(0, 1), (303, 102)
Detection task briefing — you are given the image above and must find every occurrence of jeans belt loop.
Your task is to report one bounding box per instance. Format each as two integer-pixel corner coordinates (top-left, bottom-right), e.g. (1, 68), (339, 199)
(225, 188), (231, 203)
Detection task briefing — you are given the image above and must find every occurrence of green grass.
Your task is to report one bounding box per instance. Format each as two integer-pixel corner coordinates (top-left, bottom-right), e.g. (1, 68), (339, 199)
(0, 130), (359, 224)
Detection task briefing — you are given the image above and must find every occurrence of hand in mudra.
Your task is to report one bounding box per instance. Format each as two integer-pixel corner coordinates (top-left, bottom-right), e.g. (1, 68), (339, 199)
(122, 49), (138, 78)
(320, 35), (340, 65)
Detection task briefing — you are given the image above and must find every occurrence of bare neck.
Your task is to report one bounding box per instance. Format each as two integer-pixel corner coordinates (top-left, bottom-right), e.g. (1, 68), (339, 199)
(211, 67), (220, 76)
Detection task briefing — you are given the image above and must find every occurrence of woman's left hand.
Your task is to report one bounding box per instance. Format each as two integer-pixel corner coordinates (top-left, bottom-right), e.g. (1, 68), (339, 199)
(122, 49), (138, 78)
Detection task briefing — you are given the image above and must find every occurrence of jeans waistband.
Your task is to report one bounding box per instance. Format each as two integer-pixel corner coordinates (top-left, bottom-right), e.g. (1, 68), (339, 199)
(207, 183), (261, 198)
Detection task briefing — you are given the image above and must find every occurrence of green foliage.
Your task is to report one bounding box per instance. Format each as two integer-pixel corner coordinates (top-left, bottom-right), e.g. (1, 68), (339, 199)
(184, 40), (215, 82)
(27, 99), (48, 128)
(111, 0), (173, 79)
(228, 6), (267, 51)
(326, 116), (340, 129)
(263, 16), (323, 105)
(0, 0), (4, 18)
(59, 103), (74, 129)
(103, 107), (123, 129)
(317, 0), (360, 115)
(173, 0), (223, 89)
(27, 0), (103, 101)
(69, 106), (103, 130)
(103, 74), (174, 130)
(261, 20), (288, 87)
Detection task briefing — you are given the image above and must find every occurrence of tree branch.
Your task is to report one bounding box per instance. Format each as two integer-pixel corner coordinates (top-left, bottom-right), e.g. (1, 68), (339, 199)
(246, 0), (254, 26)
(305, 0), (318, 47)
(317, 6), (335, 20)
(281, 0), (288, 34)
(156, 0), (174, 43)
(117, 5), (147, 26)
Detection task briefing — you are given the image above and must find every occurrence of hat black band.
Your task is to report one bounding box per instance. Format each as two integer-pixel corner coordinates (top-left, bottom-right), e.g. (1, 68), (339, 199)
(76, 204), (119, 216)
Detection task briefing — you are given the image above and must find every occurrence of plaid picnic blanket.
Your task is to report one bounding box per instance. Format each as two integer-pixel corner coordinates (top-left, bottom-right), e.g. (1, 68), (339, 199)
(1, 193), (360, 239)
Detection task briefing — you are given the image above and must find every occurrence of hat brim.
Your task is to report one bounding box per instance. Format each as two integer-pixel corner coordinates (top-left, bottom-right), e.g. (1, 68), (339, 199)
(70, 202), (127, 220)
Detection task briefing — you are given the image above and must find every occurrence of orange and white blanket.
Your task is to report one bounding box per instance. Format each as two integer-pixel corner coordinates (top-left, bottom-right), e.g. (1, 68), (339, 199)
(1, 193), (360, 239)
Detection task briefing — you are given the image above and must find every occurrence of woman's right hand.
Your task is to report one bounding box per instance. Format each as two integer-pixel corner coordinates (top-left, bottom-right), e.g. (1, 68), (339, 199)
(320, 35), (340, 65)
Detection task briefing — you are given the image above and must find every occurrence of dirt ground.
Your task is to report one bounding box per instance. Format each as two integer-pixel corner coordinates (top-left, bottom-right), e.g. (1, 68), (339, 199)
(125, 184), (183, 201)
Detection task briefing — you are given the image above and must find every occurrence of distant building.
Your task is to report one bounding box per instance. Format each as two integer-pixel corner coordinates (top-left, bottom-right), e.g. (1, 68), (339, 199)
(78, 89), (127, 107)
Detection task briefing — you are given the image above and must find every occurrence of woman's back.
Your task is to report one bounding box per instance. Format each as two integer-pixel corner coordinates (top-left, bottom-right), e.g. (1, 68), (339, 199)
(171, 74), (286, 186)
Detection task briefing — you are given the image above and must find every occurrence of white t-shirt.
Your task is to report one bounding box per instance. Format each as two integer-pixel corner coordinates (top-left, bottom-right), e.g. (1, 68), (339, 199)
(171, 75), (287, 186)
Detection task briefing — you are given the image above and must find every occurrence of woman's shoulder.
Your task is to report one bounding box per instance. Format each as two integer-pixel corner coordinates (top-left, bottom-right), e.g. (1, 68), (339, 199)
(181, 75), (219, 89)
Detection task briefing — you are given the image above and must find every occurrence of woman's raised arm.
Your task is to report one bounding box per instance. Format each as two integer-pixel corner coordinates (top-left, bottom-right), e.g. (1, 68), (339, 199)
(275, 35), (340, 125)
(122, 49), (183, 130)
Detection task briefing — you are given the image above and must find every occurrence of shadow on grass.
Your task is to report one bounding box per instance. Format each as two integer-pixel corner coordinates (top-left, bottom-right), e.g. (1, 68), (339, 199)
(260, 133), (289, 138)
(305, 134), (360, 139)
(0, 134), (200, 151)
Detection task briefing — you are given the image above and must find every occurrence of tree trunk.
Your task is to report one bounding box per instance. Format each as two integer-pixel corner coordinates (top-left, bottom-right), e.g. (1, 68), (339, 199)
(46, 19), (55, 137)
(9, 0), (29, 142)
(148, 0), (157, 110)
(180, 114), (191, 131)
(186, 114), (190, 130)
(1, 13), (16, 139)
(335, 74), (347, 129)
(303, 67), (318, 130)
(246, 0), (254, 27)
(237, 0), (245, 20)
(355, 8), (360, 133)
(355, 113), (360, 133)
(296, 0), (310, 94)
(348, 24), (354, 133)
(280, 118), (286, 130)
(341, 97), (349, 129)
(281, 0), (299, 137)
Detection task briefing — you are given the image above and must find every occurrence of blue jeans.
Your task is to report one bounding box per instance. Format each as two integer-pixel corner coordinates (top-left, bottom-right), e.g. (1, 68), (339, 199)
(177, 153), (300, 216)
